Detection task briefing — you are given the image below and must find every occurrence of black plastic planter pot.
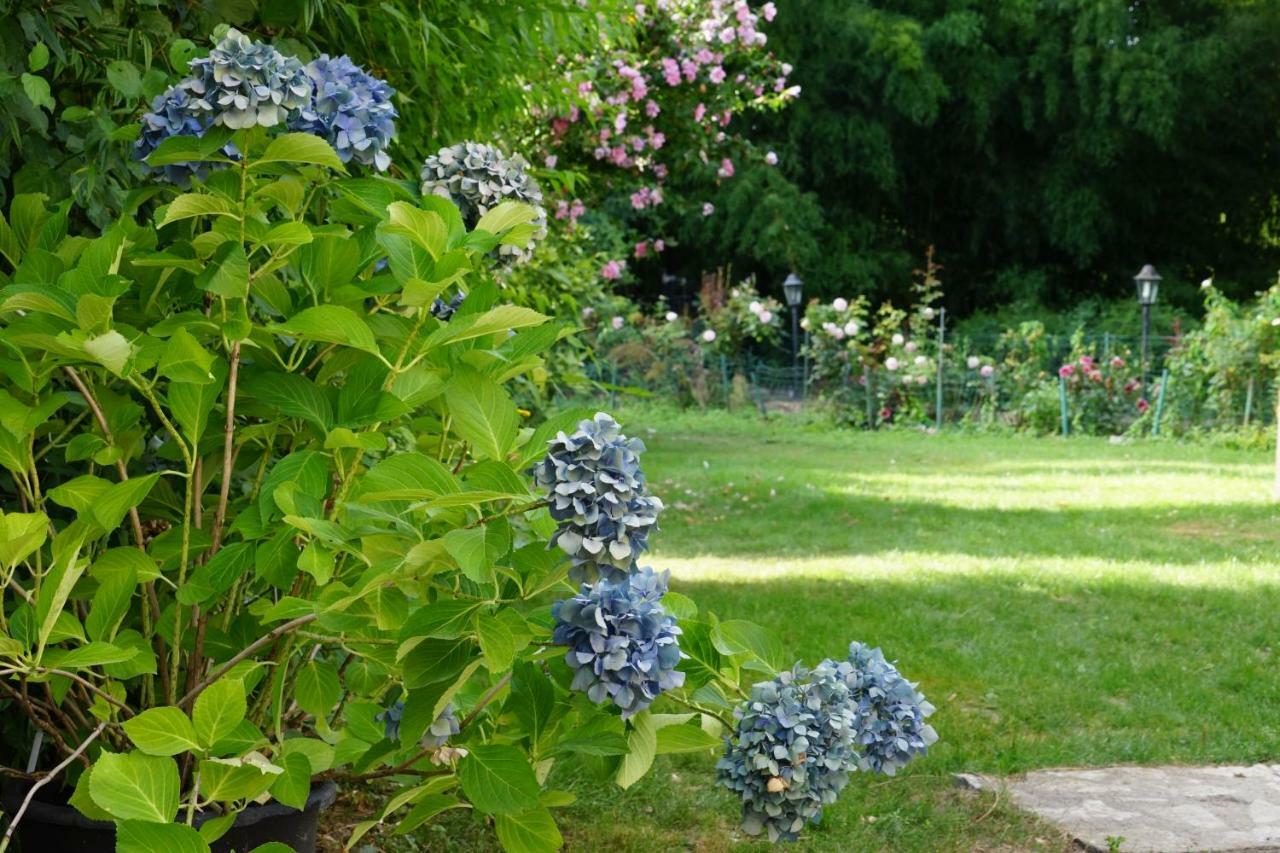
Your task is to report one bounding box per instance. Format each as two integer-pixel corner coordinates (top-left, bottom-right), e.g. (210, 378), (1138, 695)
(1, 780), (337, 852)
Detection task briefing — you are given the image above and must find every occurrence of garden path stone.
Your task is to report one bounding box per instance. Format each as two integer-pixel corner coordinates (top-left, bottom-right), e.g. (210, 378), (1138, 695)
(957, 765), (1280, 851)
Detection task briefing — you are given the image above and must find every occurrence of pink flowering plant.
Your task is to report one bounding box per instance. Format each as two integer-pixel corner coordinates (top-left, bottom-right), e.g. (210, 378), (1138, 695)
(534, 1), (798, 251)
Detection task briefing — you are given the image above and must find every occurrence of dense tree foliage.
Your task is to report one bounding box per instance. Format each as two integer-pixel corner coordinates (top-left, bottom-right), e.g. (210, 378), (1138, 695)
(698, 0), (1280, 312)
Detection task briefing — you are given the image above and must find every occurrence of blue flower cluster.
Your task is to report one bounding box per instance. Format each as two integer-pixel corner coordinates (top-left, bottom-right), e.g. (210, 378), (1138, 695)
(420, 141), (547, 262)
(716, 660), (859, 842)
(289, 55), (397, 171)
(844, 642), (938, 776)
(188, 28), (311, 129)
(377, 700), (460, 747)
(135, 29), (395, 183)
(552, 566), (685, 718)
(136, 82), (224, 185)
(717, 644), (937, 841)
(532, 412), (663, 583)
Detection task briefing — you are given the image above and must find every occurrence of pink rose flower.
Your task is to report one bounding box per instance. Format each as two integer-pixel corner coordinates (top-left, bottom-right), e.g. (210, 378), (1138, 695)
(634, 241), (648, 258)
(1058, 364), (1075, 378)
(980, 365), (995, 378)
(601, 260), (623, 280)
(709, 66), (727, 84)
(654, 239), (665, 252)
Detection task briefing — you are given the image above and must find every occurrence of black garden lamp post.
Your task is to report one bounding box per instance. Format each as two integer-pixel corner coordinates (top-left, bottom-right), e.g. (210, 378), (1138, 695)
(782, 272), (804, 396)
(1133, 264), (1161, 395)
(782, 272), (804, 366)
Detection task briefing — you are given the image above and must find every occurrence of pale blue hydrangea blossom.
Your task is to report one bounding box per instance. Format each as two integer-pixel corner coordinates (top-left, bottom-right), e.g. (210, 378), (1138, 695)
(134, 82), (226, 185)
(420, 141), (548, 262)
(844, 642), (938, 775)
(716, 660), (859, 842)
(551, 566), (685, 717)
(186, 28), (311, 129)
(377, 701), (460, 747)
(532, 412), (663, 582)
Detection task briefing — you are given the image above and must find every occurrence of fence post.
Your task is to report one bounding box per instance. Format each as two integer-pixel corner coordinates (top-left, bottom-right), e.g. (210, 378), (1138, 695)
(802, 332), (811, 397)
(1244, 376), (1255, 426)
(1152, 369), (1170, 436)
(1058, 375), (1070, 437)
(864, 366), (876, 429)
(935, 308), (946, 431)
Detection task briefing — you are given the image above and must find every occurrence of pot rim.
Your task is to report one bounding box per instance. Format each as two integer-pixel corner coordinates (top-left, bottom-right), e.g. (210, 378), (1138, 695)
(1, 779), (338, 832)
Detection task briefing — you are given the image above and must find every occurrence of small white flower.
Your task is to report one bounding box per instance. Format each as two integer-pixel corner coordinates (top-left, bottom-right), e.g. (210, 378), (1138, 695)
(885, 356), (900, 371)
(764, 151), (778, 166)
(833, 297), (848, 312)
(800, 317), (810, 330)
(758, 310), (773, 323)
(611, 316), (624, 330)
(966, 356), (981, 370)
(915, 374), (928, 385)
(702, 329), (717, 342)
(891, 333), (905, 346)
(904, 341), (918, 353)
(666, 311), (679, 322)
(901, 374), (913, 386)
(922, 307), (936, 320)
(914, 355), (927, 366)
(1201, 277), (1214, 289)
(843, 321), (858, 336)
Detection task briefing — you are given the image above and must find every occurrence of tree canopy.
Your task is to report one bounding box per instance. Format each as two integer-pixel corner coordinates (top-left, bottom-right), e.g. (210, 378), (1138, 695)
(701, 0), (1280, 312)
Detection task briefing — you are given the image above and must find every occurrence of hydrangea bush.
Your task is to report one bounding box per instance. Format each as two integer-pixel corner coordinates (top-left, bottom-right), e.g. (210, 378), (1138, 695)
(0, 25), (934, 853)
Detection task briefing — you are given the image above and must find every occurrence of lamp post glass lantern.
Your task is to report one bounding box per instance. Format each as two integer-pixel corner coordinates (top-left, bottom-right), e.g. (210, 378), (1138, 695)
(1133, 264), (1161, 398)
(782, 272), (804, 395)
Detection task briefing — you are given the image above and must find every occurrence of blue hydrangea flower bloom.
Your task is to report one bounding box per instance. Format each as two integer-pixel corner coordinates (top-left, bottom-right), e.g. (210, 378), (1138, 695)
(420, 141), (547, 262)
(430, 291), (466, 321)
(134, 81), (221, 185)
(532, 412), (663, 582)
(552, 566), (685, 717)
(186, 28), (311, 129)
(716, 660), (860, 842)
(844, 642), (938, 775)
(377, 700), (460, 747)
(290, 55), (397, 171)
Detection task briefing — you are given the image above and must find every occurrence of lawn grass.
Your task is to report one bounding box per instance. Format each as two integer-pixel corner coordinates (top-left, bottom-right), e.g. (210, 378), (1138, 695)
(374, 407), (1280, 852)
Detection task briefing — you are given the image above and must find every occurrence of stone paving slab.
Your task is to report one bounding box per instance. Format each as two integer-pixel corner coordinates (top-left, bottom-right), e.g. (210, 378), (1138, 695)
(958, 766), (1280, 852)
